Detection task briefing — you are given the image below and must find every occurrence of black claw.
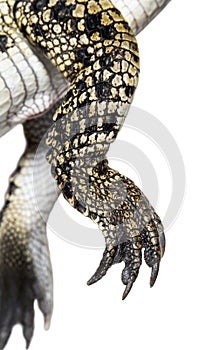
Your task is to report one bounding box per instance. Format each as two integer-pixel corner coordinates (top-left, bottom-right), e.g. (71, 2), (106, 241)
(121, 243), (142, 299)
(23, 323), (34, 349)
(122, 282), (133, 300)
(150, 262), (160, 288)
(87, 276), (99, 286)
(0, 328), (12, 350)
(21, 307), (34, 349)
(159, 231), (166, 257)
(24, 330), (33, 350)
(87, 247), (117, 286)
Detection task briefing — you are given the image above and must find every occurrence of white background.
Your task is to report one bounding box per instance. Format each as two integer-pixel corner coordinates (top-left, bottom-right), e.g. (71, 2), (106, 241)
(1, 0), (220, 349)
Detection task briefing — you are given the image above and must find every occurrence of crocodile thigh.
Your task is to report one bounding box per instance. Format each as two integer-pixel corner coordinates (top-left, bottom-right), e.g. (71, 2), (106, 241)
(0, 0), (67, 137)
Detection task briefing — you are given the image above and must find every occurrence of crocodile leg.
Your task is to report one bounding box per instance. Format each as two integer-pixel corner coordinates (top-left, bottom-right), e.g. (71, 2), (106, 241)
(13, 0), (166, 300)
(0, 107), (58, 349)
(83, 162), (165, 299)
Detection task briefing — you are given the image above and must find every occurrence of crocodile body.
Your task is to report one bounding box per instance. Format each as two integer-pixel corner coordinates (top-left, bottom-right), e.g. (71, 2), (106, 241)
(0, 1), (171, 348)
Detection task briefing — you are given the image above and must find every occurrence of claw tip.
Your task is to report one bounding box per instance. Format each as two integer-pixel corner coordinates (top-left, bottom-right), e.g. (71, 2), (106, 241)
(0, 329), (12, 350)
(44, 315), (51, 331)
(25, 340), (31, 350)
(122, 282), (133, 300)
(87, 278), (95, 286)
(150, 262), (160, 288)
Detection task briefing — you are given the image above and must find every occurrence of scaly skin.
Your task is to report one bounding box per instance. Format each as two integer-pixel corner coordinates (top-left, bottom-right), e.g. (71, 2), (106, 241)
(0, 108), (59, 349)
(0, 0), (67, 136)
(111, 0), (171, 34)
(0, 0), (171, 348)
(0, 0), (171, 133)
(13, 0), (165, 295)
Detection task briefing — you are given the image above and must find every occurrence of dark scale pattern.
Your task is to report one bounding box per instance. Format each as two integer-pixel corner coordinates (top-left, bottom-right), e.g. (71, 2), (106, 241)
(0, 33), (7, 51)
(13, 0), (165, 300)
(0, 29), (15, 52)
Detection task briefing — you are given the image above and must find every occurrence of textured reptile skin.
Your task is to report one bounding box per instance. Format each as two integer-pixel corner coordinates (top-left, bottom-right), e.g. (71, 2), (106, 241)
(0, 107), (60, 348)
(0, 0), (170, 135)
(0, 0), (67, 136)
(111, 0), (171, 34)
(0, 0), (171, 348)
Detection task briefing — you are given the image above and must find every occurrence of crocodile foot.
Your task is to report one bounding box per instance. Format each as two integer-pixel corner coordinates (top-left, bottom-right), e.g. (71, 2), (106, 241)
(0, 265), (52, 349)
(87, 203), (165, 300)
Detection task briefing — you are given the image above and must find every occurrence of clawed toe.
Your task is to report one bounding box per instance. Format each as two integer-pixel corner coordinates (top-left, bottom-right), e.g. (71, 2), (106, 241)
(87, 204), (165, 299)
(0, 328), (11, 350)
(21, 306), (35, 349)
(0, 268), (53, 349)
(87, 246), (117, 286)
(43, 314), (52, 331)
(121, 241), (142, 300)
(0, 275), (35, 349)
